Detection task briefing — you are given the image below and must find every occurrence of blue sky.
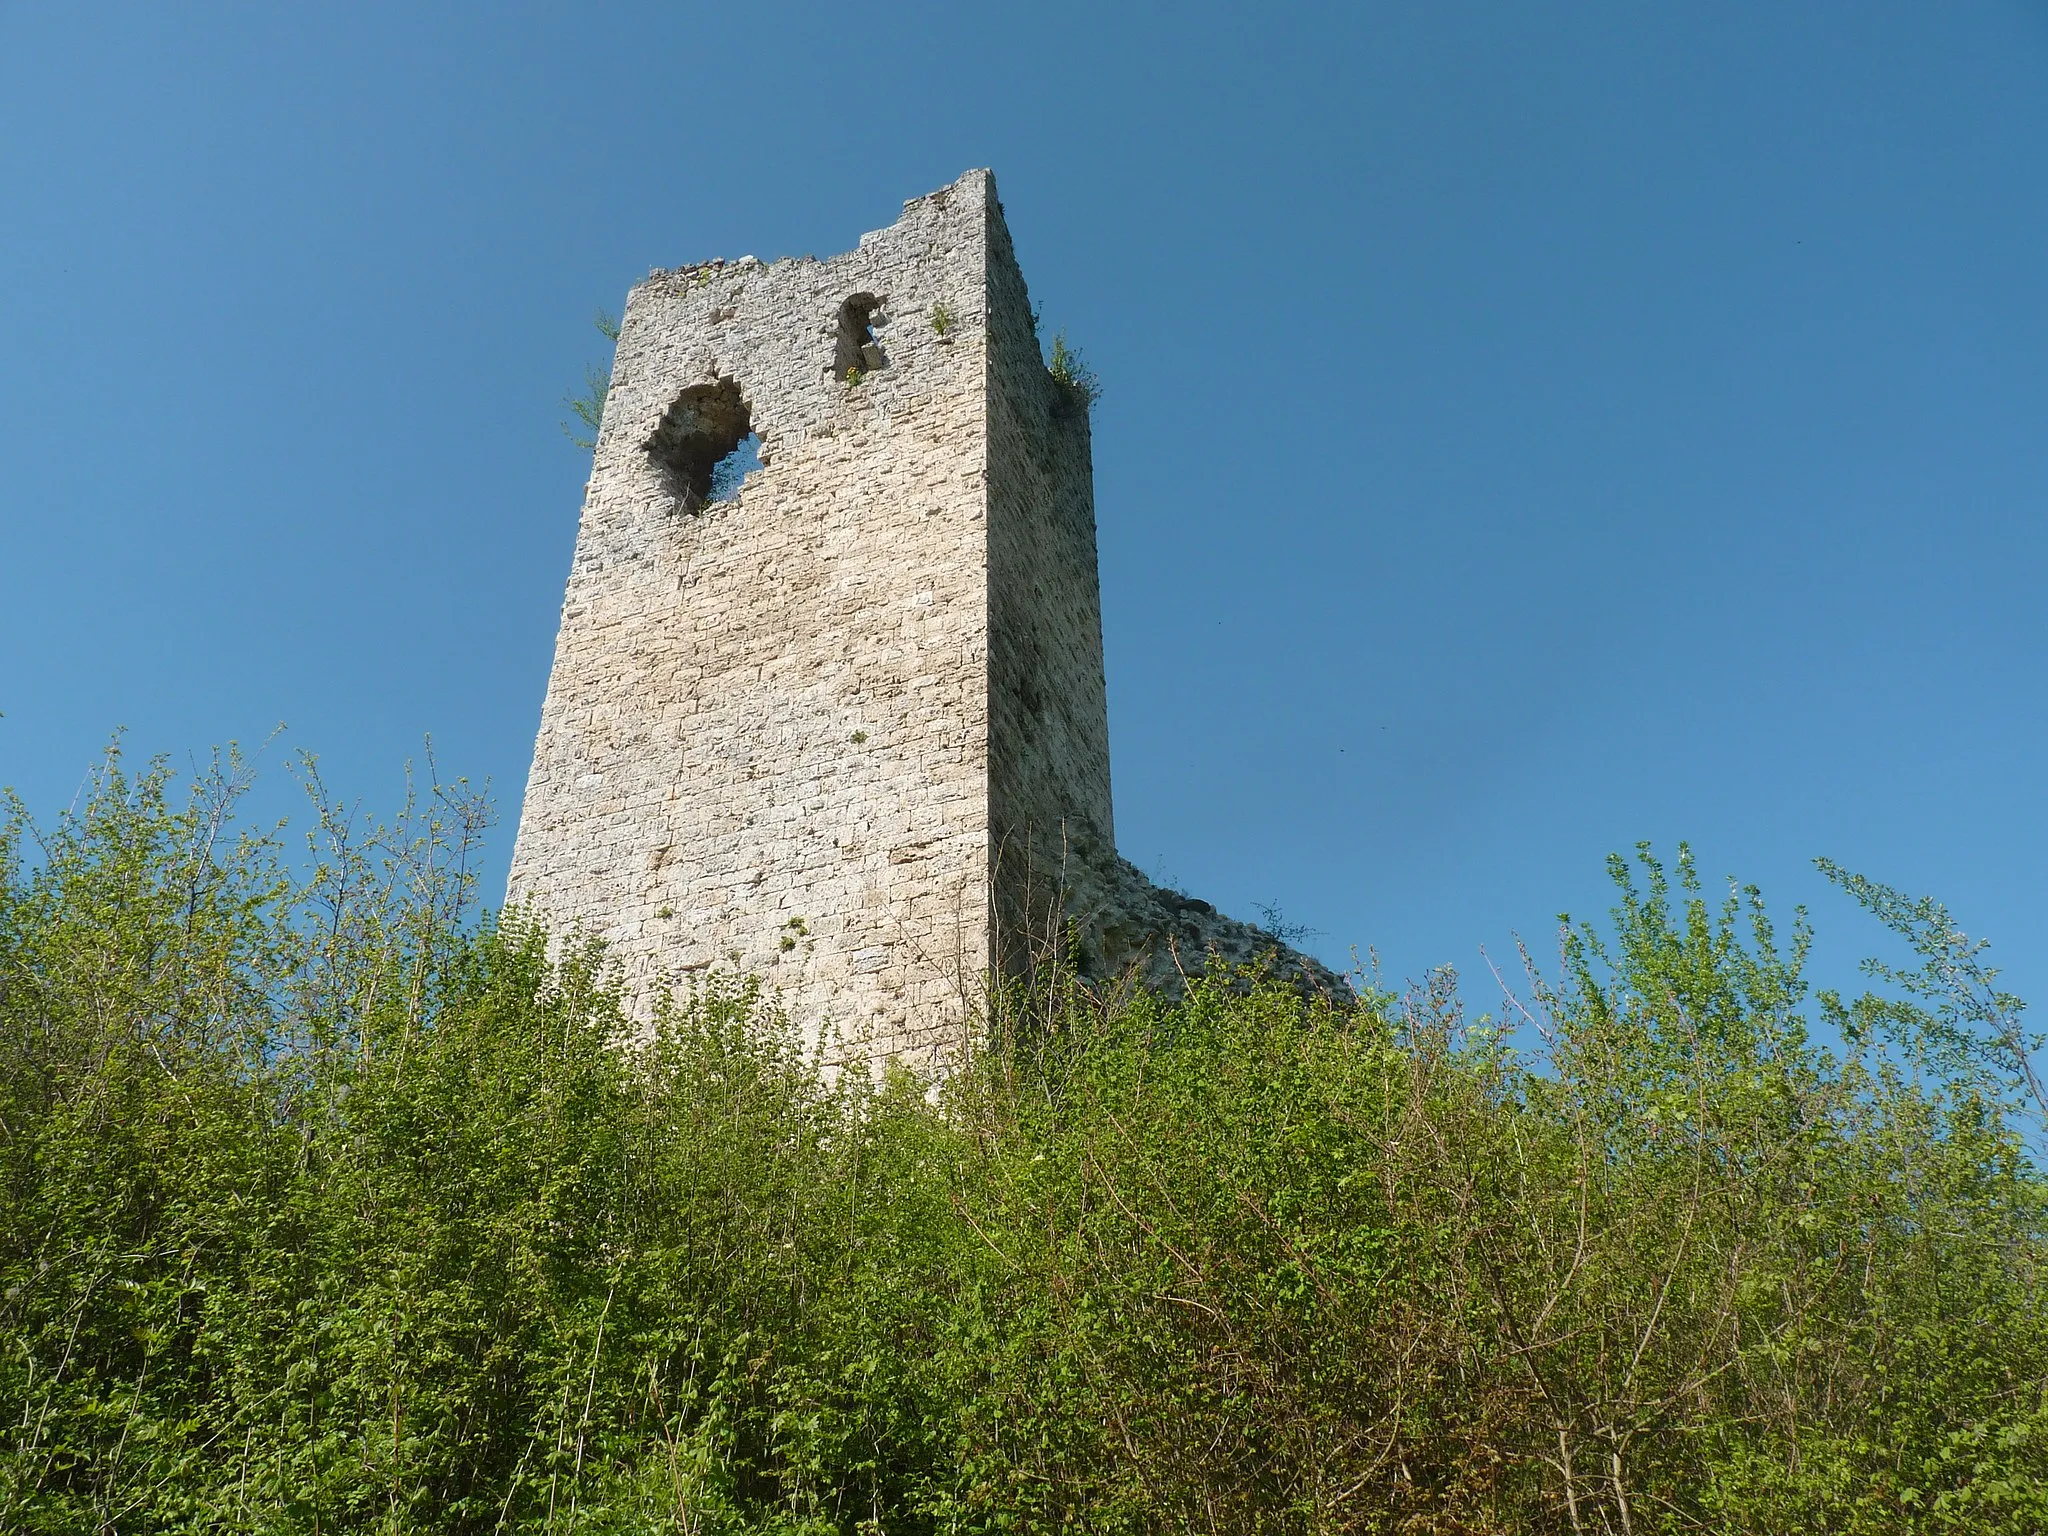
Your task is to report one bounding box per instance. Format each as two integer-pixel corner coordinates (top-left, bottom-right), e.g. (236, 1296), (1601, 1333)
(3, 1), (2044, 1011)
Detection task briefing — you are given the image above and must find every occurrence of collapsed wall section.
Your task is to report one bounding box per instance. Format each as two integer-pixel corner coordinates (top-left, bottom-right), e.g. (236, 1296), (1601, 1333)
(978, 189), (1344, 1000)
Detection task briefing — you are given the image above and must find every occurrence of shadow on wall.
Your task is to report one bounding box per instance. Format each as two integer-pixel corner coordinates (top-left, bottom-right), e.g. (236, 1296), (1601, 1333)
(833, 293), (887, 383)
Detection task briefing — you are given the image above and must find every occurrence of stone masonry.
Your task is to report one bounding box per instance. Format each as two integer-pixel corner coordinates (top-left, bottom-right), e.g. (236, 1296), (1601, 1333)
(508, 170), (1340, 1069)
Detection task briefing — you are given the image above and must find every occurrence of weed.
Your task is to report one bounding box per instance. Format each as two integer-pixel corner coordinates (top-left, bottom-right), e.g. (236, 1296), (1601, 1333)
(560, 307), (621, 450)
(1047, 329), (1102, 409)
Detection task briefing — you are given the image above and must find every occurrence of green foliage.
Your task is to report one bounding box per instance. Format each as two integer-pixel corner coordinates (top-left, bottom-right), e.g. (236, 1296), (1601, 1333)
(1044, 330), (1101, 411)
(1, 762), (2042, 1531)
(561, 309), (621, 452)
(928, 302), (956, 337)
(1816, 855), (2047, 1128)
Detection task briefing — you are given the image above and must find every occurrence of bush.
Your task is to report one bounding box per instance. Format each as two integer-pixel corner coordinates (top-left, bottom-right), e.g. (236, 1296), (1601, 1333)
(1, 755), (2042, 1531)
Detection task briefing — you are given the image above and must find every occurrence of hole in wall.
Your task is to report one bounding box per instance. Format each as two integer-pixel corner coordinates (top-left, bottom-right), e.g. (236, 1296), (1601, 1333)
(645, 377), (755, 513)
(708, 432), (761, 502)
(833, 293), (887, 381)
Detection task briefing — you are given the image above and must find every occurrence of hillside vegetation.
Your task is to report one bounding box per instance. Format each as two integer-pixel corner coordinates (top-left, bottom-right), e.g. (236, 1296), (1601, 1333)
(2, 749), (2044, 1533)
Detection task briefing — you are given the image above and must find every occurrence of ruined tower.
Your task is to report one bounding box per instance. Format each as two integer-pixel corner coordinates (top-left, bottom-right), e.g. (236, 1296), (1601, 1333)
(509, 171), (1335, 1067)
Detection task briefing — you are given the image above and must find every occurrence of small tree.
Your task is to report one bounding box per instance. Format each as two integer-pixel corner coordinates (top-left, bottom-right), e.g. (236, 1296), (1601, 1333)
(560, 307), (621, 451)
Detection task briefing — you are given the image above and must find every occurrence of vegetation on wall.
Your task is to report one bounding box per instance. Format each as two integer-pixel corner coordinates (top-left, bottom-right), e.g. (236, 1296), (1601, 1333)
(1, 750), (2043, 1533)
(561, 308), (621, 451)
(1045, 329), (1101, 411)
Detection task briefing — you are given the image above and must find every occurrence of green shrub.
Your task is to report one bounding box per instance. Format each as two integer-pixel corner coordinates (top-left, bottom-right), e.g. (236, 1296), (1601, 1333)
(1045, 330), (1100, 411)
(1, 755), (2041, 1531)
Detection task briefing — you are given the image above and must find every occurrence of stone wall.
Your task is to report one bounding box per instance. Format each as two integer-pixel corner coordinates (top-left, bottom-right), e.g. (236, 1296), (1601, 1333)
(982, 181), (1118, 979)
(509, 171), (1341, 1072)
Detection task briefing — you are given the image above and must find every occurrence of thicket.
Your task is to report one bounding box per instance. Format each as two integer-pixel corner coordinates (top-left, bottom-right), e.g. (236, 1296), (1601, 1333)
(2, 749), (2044, 1533)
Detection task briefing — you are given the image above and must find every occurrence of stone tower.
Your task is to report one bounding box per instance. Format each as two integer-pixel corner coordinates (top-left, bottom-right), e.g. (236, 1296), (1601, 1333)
(509, 170), (1335, 1068)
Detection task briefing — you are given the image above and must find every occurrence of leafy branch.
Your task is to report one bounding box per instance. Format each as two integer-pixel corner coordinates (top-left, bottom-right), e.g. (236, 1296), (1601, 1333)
(560, 307), (621, 451)
(1817, 855), (2047, 1124)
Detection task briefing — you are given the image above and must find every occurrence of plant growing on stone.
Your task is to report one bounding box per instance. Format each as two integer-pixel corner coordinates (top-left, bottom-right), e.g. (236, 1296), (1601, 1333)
(930, 301), (956, 336)
(1047, 329), (1101, 409)
(561, 307), (621, 451)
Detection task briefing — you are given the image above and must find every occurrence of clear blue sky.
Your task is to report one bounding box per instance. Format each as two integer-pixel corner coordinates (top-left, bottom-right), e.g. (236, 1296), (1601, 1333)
(3, 1), (2044, 1010)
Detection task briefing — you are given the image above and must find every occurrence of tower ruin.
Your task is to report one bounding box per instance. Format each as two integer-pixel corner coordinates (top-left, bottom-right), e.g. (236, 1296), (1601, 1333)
(509, 170), (1336, 1067)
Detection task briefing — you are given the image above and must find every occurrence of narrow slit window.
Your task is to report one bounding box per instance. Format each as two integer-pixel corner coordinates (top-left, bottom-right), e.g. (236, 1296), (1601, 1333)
(833, 294), (887, 381)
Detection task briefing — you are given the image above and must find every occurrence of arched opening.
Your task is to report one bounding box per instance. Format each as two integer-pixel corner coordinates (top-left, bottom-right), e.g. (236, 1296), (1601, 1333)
(644, 377), (756, 514)
(833, 294), (887, 382)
